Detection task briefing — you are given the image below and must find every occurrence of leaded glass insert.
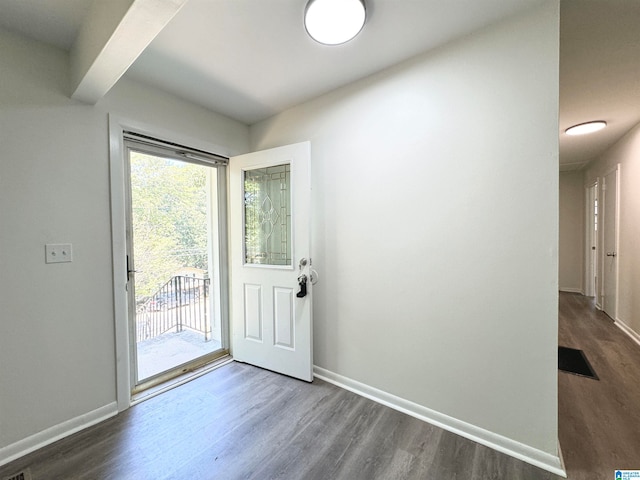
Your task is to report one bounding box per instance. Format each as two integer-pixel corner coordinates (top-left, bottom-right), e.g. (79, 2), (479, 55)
(244, 164), (291, 265)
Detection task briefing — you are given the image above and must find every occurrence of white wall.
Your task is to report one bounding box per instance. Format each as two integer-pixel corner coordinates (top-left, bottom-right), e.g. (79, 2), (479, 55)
(584, 122), (640, 336)
(559, 171), (585, 293)
(0, 27), (249, 456)
(251, 1), (560, 462)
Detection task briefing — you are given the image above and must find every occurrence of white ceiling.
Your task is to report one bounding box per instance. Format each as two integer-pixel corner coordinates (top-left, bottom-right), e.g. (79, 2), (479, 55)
(0, 0), (92, 50)
(1, 0), (639, 170)
(559, 0), (640, 170)
(125, 0), (545, 125)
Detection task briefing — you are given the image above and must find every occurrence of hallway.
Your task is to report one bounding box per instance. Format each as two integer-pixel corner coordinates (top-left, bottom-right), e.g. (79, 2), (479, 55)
(558, 292), (640, 479)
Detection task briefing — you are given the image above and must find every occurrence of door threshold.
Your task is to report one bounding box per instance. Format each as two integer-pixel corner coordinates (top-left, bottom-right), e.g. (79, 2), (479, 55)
(132, 354), (234, 405)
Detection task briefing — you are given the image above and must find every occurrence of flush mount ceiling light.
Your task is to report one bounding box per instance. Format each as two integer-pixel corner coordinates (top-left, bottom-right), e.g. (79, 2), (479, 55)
(565, 121), (607, 136)
(304, 0), (366, 45)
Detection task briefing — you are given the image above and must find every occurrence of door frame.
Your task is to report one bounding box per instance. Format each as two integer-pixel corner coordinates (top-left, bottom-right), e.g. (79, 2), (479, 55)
(599, 164), (621, 317)
(584, 181), (598, 298)
(108, 115), (233, 411)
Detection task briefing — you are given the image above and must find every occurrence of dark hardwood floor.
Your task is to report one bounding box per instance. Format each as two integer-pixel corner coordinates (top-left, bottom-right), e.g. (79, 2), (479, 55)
(558, 292), (640, 479)
(1, 292), (638, 479)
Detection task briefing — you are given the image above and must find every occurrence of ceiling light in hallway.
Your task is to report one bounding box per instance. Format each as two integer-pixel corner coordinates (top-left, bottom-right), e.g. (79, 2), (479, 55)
(565, 121), (607, 136)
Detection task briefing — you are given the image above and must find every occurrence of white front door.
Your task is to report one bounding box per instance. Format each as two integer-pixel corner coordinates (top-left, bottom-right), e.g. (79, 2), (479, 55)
(602, 167), (619, 318)
(229, 142), (312, 381)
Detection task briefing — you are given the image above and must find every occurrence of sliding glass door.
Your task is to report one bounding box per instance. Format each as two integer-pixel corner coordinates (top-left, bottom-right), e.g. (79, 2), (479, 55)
(125, 137), (228, 391)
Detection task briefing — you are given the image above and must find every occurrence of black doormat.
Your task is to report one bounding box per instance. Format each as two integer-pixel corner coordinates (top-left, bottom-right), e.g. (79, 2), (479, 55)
(558, 346), (599, 380)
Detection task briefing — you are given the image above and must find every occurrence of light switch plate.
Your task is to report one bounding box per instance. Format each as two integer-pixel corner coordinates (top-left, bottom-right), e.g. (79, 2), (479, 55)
(45, 243), (73, 263)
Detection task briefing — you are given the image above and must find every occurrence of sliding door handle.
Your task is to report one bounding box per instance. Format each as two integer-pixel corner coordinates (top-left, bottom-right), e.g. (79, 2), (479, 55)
(126, 255), (140, 281)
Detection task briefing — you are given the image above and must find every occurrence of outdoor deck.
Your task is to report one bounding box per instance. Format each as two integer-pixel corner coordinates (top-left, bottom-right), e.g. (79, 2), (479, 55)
(134, 275), (222, 380)
(137, 329), (222, 380)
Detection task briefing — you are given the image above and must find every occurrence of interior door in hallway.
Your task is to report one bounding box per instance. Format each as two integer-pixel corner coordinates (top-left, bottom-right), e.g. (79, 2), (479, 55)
(585, 183), (598, 298)
(602, 166), (619, 319)
(229, 142), (312, 382)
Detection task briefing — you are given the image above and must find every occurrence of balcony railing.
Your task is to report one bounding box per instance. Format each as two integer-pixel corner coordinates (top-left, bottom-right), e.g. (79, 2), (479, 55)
(136, 276), (211, 342)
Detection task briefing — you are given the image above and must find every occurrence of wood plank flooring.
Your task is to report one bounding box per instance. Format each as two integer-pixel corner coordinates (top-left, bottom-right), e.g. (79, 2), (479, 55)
(1, 366), (556, 479)
(2, 292), (638, 479)
(558, 292), (640, 479)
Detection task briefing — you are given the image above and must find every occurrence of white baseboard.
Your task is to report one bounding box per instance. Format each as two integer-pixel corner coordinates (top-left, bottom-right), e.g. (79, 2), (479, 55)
(558, 438), (566, 476)
(615, 319), (640, 348)
(559, 287), (584, 294)
(0, 402), (118, 468)
(313, 366), (566, 478)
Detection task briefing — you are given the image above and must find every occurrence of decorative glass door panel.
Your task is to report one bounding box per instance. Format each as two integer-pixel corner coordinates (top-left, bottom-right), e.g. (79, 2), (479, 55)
(244, 164), (291, 266)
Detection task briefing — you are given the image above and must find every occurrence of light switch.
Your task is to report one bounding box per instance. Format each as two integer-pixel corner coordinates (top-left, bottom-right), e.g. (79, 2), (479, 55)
(45, 243), (73, 264)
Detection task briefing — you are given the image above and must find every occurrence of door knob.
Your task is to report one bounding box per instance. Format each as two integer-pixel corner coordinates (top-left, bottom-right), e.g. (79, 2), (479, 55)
(309, 268), (319, 285)
(606, 252), (617, 257)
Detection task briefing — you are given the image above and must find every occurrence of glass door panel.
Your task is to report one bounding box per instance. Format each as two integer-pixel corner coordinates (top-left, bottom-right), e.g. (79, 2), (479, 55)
(128, 150), (224, 385)
(244, 164), (291, 266)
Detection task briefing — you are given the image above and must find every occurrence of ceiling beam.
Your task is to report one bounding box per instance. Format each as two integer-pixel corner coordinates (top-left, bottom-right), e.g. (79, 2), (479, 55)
(70, 0), (188, 104)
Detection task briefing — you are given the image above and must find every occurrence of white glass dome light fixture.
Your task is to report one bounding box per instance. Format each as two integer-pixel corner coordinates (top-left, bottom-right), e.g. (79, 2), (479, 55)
(304, 0), (366, 45)
(565, 121), (607, 136)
